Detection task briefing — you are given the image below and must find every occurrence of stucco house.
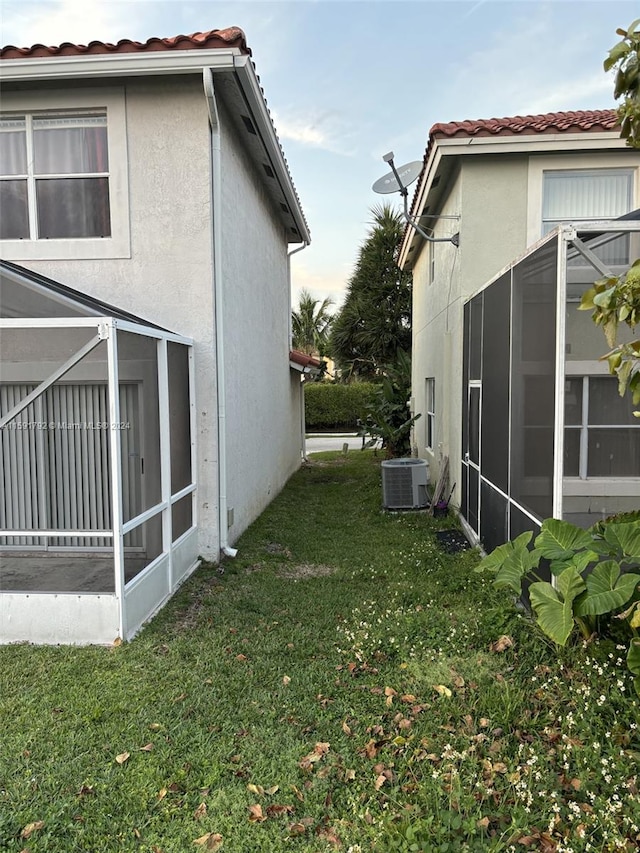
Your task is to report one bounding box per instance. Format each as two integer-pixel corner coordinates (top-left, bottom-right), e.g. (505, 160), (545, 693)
(0, 27), (312, 643)
(399, 109), (640, 552)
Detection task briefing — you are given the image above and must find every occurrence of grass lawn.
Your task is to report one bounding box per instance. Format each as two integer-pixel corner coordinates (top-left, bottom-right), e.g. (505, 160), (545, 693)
(1, 452), (638, 853)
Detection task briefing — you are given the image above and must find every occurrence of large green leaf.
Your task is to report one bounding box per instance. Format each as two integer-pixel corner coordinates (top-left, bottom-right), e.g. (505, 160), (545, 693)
(534, 519), (593, 561)
(495, 548), (541, 595)
(549, 550), (599, 577)
(573, 561), (640, 617)
(474, 531), (532, 575)
(529, 567), (586, 646)
(628, 638), (640, 676)
(603, 521), (640, 561)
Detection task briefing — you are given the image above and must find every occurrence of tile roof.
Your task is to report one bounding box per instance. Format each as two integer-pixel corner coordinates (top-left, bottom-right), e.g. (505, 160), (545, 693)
(430, 109), (619, 140)
(289, 350), (323, 371)
(0, 27), (250, 60)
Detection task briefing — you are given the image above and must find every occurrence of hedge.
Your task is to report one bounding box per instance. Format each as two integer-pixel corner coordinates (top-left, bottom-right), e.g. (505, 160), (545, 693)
(305, 382), (377, 430)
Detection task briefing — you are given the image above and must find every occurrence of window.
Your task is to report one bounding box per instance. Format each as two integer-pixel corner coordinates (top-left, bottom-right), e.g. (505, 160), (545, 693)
(0, 89), (129, 261)
(564, 376), (640, 478)
(425, 378), (435, 450)
(0, 112), (111, 241)
(542, 168), (633, 266)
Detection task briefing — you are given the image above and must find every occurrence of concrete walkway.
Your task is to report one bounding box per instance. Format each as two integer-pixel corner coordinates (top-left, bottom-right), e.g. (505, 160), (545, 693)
(305, 433), (374, 454)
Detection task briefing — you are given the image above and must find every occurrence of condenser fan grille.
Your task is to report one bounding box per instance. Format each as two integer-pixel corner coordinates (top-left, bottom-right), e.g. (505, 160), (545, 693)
(381, 459), (429, 509)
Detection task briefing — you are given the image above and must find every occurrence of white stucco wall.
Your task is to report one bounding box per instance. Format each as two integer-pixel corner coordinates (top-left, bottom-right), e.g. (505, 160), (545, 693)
(2, 74), (303, 559)
(218, 100), (302, 541)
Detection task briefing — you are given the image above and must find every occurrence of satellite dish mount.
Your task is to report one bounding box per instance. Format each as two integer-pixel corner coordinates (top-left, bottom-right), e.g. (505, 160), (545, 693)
(372, 152), (459, 247)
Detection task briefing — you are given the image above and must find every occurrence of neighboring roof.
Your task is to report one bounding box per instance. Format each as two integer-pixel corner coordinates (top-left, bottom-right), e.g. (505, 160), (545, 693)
(399, 108), (627, 267)
(289, 350), (323, 374)
(0, 28), (310, 245)
(0, 27), (250, 59)
(430, 109), (619, 141)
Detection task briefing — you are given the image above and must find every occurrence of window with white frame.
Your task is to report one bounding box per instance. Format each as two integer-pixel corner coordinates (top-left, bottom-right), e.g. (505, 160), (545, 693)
(542, 168), (633, 266)
(0, 89), (128, 261)
(564, 376), (640, 478)
(425, 377), (435, 450)
(0, 111), (111, 241)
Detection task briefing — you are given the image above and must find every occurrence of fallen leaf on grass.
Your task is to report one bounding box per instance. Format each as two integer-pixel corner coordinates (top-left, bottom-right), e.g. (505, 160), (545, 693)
(374, 774), (386, 791)
(158, 788), (168, 800)
(139, 743), (154, 752)
(248, 804), (266, 823)
(477, 817), (490, 830)
(77, 784), (95, 797)
(266, 804), (294, 817)
(289, 823), (306, 835)
(247, 783), (264, 796)
(20, 821), (44, 839)
(434, 685), (452, 698)
(193, 833), (223, 850)
(318, 826), (342, 847)
(299, 742), (330, 770)
(236, 654), (248, 662)
(193, 802), (207, 820)
(149, 723), (163, 731)
(282, 675), (291, 685)
(344, 769), (356, 781)
(342, 721), (352, 736)
(489, 635), (514, 653)
(115, 752), (130, 764)
(384, 686), (397, 706)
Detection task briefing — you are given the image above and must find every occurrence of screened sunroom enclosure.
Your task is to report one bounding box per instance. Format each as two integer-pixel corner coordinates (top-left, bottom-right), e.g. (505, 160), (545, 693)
(461, 219), (640, 554)
(0, 262), (198, 644)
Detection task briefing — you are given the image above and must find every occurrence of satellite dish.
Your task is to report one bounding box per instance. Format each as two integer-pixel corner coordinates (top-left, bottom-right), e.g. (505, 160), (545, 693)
(372, 160), (423, 194)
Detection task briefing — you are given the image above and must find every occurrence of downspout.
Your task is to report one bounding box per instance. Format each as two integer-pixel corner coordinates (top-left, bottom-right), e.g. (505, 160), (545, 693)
(203, 68), (237, 559)
(288, 241), (309, 460)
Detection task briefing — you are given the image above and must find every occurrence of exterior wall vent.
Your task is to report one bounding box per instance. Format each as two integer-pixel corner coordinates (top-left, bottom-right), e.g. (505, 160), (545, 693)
(381, 459), (429, 509)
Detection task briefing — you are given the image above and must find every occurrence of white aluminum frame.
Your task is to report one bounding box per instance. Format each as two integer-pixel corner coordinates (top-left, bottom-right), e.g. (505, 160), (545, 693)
(0, 313), (197, 644)
(461, 219), (640, 545)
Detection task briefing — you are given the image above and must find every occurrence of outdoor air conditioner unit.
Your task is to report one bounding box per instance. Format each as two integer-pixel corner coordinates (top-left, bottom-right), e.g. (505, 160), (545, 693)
(381, 458), (430, 510)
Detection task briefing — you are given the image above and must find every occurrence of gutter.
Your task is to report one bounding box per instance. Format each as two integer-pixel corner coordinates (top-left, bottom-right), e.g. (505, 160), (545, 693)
(203, 68), (237, 559)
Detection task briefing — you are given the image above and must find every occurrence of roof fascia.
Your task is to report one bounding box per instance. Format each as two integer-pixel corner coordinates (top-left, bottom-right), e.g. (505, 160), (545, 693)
(0, 48), (239, 81)
(398, 145), (442, 268)
(0, 49), (310, 244)
(232, 55), (310, 243)
(434, 131), (625, 156)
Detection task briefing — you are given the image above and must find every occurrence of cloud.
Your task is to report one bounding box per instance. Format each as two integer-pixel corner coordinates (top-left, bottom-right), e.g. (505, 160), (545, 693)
(519, 72), (613, 115)
(272, 109), (356, 155)
(1, 0), (147, 47)
(290, 258), (349, 307)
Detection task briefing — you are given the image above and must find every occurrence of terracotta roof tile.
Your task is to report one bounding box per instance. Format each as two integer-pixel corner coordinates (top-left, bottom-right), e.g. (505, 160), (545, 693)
(0, 27), (250, 60)
(290, 350), (322, 370)
(430, 109), (619, 140)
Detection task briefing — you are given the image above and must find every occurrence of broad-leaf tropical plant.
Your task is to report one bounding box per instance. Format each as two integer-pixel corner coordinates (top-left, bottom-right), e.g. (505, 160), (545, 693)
(358, 349), (420, 458)
(476, 517), (640, 693)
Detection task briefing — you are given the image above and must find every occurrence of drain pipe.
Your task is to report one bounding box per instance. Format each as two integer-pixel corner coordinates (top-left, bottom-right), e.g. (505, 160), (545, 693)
(203, 68), (237, 559)
(288, 242), (309, 460)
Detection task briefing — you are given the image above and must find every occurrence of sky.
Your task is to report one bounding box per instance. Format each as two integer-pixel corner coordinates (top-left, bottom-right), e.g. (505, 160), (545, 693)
(2, 0), (637, 312)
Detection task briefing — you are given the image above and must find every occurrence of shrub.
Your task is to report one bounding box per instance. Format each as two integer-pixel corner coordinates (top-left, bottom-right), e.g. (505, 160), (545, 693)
(304, 381), (376, 430)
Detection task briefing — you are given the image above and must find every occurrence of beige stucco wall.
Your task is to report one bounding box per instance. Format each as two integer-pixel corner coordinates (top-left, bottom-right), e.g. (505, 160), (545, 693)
(2, 74), (302, 558)
(411, 156), (529, 501)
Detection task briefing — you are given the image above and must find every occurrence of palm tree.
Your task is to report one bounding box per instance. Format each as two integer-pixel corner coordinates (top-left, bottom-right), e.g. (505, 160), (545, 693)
(330, 203), (411, 378)
(292, 289), (334, 357)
